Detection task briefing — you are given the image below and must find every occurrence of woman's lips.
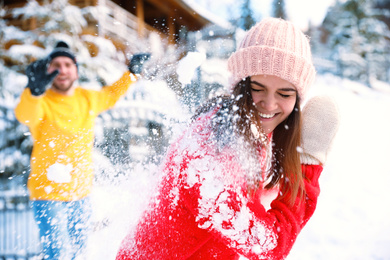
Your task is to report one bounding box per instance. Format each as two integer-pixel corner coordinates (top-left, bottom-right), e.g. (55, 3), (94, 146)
(259, 112), (276, 119)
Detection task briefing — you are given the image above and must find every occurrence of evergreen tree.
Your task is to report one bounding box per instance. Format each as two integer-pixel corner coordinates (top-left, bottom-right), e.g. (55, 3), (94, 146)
(272, 0), (288, 19)
(322, 0), (390, 86)
(374, 0), (390, 27)
(238, 0), (256, 30)
(12, 0), (86, 36)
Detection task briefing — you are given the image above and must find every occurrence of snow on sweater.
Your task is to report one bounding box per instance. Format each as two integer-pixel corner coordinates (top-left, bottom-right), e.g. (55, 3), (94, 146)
(116, 107), (322, 260)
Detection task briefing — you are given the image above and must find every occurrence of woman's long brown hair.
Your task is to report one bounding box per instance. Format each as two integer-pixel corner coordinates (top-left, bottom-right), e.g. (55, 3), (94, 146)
(193, 77), (305, 205)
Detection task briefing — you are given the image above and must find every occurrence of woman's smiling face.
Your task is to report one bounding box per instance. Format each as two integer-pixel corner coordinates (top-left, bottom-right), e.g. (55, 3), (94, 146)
(250, 75), (297, 134)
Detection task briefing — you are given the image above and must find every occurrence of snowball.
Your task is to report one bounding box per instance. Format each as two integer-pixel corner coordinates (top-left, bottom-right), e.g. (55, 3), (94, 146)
(46, 162), (73, 183)
(176, 52), (206, 85)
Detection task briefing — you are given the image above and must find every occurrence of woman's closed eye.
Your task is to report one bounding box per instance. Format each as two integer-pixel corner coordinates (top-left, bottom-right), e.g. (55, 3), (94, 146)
(251, 87), (263, 92)
(278, 90), (297, 98)
(279, 92), (292, 98)
(250, 81), (265, 92)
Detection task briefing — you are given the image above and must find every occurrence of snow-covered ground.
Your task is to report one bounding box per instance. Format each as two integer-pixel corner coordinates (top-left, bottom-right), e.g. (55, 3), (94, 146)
(86, 73), (390, 260)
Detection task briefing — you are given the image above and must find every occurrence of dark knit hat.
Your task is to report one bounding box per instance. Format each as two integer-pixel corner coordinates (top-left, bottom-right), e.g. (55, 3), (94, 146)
(49, 41), (77, 64)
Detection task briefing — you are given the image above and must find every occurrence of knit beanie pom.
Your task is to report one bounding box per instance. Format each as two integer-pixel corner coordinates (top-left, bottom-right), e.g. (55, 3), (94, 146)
(49, 41), (77, 65)
(55, 41), (69, 49)
(227, 17), (316, 101)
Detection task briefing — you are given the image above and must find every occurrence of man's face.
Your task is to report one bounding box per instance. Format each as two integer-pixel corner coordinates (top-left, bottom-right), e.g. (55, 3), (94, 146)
(47, 56), (78, 95)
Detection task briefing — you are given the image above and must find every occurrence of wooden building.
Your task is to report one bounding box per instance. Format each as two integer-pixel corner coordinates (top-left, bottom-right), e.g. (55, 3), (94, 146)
(3, 0), (214, 45)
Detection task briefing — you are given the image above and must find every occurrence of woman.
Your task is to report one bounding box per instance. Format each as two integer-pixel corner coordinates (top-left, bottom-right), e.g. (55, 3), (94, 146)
(116, 17), (339, 259)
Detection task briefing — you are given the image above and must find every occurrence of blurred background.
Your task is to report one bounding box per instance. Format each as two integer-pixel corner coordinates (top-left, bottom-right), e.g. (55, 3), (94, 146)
(1, 0), (390, 259)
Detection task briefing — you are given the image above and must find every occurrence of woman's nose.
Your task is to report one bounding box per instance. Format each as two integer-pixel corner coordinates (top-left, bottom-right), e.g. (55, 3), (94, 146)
(260, 95), (278, 110)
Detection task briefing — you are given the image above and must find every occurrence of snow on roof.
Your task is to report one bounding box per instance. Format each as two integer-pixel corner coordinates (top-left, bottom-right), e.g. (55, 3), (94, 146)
(184, 0), (232, 29)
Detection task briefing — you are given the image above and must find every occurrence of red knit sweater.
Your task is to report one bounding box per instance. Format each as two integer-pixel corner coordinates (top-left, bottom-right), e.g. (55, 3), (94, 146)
(116, 110), (322, 260)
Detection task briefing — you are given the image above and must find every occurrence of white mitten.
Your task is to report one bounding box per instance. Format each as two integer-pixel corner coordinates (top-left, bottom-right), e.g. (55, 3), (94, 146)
(300, 96), (340, 165)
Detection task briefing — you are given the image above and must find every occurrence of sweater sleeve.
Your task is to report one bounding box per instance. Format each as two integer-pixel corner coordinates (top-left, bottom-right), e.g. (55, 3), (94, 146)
(92, 71), (137, 114)
(248, 164), (322, 259)
(181, 161), (322, 260)
(14, 88), (45, 127)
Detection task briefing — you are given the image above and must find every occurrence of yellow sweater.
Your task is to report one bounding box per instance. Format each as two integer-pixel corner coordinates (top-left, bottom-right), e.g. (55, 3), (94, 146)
(14, 72), (135, 201)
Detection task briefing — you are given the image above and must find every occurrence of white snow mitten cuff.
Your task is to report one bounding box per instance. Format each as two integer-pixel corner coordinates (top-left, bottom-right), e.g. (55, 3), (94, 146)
(301, 96), (340, 165)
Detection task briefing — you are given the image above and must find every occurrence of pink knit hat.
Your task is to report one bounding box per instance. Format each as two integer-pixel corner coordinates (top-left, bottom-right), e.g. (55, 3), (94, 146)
(227, 17), (316, 100)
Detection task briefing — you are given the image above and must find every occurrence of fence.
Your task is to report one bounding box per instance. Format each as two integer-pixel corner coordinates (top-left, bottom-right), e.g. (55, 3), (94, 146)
(0, 194), (41, 260)
(97, 0), (157, 47)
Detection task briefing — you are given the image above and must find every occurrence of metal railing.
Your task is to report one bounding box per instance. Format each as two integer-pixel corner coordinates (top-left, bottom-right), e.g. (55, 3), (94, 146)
(0, 195), (41, 260)
(98, 0), (151, 41)
(96, 0), (165, 51)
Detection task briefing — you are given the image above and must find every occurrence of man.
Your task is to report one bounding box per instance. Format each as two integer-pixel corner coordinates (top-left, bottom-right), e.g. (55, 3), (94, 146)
(14, 41), (150, 259)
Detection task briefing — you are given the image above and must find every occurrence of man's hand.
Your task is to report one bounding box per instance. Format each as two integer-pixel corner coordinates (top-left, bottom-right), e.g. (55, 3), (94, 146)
(128, 53), (151, 75)
(26, 59), (59, 96)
